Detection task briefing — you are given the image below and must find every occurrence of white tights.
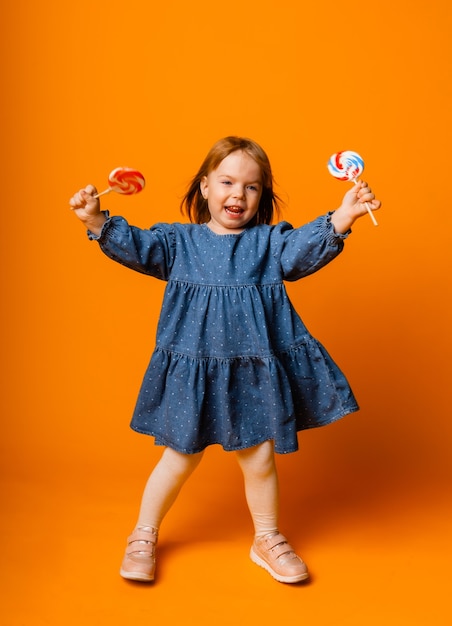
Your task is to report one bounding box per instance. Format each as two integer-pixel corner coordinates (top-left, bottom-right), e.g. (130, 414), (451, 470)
(134, 440), (279, 538)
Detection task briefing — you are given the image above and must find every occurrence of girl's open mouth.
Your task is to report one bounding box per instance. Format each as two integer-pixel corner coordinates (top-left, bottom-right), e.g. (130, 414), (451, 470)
(225, 206), (244, 216)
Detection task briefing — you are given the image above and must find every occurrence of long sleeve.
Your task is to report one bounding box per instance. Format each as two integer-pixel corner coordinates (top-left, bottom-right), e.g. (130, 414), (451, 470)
(89, 216), (176, 280)
(278, 213), (350, 281)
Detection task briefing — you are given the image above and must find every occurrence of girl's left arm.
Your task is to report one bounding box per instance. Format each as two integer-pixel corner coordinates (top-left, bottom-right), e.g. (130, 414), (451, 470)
(279, 181), (381, 281)
(279, 214), (349, 281)
(331, 181), (381, 234)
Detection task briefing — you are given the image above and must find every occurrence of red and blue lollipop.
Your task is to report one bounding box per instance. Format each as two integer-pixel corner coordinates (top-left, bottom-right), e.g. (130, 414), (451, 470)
(327, 151), (378, 226)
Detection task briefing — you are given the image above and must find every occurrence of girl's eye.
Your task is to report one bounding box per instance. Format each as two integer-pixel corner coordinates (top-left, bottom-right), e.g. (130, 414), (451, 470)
(247, 185), (258, 191)
(221, 180), (232, 185)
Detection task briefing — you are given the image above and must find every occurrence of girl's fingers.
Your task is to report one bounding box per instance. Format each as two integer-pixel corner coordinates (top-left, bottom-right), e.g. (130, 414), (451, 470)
(69, 192), (83, 208)
(68, 185), (99, 209)
(368, 199), (381, 211)
(357, 184), (375, 203)
(355, 181), (381, 212)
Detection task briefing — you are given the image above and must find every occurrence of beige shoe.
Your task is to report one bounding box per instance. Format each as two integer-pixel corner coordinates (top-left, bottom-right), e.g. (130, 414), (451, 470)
(250, 532), (309, 583)
(120, 526), (158, 582)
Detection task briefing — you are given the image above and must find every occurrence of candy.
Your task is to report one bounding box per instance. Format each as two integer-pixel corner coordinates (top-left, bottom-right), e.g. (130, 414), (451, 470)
(108, 167), (145, 195)
(94, 167), (145, 198)
(327, 150), (378, 226)
(327, 151), (364, 182)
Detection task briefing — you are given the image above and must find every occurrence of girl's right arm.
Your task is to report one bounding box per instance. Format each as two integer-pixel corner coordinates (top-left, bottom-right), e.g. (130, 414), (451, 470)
(69, 185), (174, 280)
(69, 185), (107, 236)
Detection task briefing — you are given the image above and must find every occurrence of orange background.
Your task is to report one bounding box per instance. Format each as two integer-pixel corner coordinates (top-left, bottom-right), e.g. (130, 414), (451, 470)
(1, 0), (451, 624)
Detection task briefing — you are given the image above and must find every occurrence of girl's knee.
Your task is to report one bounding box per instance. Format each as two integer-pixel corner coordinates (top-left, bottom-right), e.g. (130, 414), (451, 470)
(162, 447), (204, 476)
(236, 441), (276, 477)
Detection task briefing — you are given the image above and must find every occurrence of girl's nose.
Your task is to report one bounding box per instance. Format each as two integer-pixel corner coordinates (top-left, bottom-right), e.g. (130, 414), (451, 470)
(233, 185), (245, 198)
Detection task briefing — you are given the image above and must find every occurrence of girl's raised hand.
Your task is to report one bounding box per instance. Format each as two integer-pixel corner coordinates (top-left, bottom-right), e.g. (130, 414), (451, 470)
(69, 185), (100, 215)
(69, 185), (107, 235)
(331, 181), (381, 233)
(342, 181), (381, 218)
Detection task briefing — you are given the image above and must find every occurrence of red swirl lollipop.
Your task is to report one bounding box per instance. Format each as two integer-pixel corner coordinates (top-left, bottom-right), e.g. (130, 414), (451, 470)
(94, 167), (145, 198)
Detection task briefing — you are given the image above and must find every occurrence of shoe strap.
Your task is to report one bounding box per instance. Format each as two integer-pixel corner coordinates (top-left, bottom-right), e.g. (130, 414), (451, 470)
(260, 532), (296, 560)
(127, 527), (158, 546)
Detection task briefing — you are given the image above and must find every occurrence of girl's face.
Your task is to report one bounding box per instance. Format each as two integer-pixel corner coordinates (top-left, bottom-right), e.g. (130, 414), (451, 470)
(200, 151), (263, 234)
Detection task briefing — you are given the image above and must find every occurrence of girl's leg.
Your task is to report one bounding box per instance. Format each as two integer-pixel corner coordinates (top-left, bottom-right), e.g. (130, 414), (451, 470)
(236, 440), (309, 584)
(135, 446), (204, 529)
(235, 440), (279, 537)
(120, 447), (203, 582)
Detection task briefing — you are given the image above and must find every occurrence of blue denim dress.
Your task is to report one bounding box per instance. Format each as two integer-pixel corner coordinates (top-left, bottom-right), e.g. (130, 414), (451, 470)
(90, 212), (359, 454)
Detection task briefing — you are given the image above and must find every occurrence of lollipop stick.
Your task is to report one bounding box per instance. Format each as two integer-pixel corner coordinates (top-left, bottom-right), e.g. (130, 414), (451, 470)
(364, 201), (378, 226)
(93, 188), (113, 199)
(353, 179), (378, 227)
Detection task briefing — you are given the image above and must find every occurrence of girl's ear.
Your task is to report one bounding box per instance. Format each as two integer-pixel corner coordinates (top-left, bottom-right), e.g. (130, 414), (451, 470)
(200, 176), (208, 199)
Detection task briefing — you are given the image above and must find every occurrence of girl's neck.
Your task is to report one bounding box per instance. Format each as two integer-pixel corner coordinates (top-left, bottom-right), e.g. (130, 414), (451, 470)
(205, 220), (248, 235)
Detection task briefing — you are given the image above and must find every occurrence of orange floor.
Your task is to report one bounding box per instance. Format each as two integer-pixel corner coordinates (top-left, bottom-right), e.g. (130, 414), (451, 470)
(2, 442), (451, 626)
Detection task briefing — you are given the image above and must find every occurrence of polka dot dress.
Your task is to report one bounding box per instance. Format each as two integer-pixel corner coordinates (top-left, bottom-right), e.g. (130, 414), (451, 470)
(93, 213), (359, 454)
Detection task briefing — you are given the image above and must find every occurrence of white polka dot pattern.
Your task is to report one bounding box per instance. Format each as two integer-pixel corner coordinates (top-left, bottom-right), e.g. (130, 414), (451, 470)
(95, 213), (358, 454)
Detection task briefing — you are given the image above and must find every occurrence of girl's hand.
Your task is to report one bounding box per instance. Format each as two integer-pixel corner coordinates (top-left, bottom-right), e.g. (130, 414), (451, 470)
(69, 185), (107, 235)
(331, 181), (381, 233)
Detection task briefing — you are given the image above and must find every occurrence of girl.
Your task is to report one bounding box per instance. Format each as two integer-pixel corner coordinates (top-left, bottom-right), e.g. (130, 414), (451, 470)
(69, 136), (381, 584)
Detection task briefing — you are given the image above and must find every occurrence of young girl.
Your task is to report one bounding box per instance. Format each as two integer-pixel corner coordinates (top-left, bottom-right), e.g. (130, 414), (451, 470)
(69, 136), (380, 585)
